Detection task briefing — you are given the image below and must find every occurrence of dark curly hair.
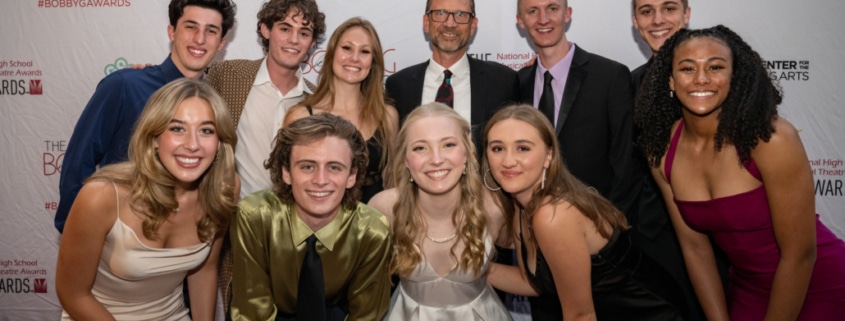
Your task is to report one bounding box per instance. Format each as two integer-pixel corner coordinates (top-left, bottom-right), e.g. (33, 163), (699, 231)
(169, 0), (237, 37)
(256, 0), (327, 53)
(635, 25), (782, 167)
(265, 113), (368, 210)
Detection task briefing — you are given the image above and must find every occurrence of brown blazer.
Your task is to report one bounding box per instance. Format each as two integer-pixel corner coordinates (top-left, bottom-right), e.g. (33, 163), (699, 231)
(206, 58), (316, 128)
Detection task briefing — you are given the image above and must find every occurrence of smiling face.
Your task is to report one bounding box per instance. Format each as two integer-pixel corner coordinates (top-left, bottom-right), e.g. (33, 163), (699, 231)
(633, 0), (690, 55)
(331, 26), (374, 86)
(155, 96), (219, 189)
(283, 136), (357, 224)
(670, 37), (733, 118)
(486, 118), (552, 205)
(260, 11), (315, 73)
(517, 0), (571, 50)
(424, 0), (478, 56)
(168, 5), (226, 79)
(405, 115), (468, 196)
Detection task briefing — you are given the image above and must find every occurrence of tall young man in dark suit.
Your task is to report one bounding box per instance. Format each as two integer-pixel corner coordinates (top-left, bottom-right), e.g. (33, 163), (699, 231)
(385, 0), (520, 154)
(516, 0), (661, 318)
(517, 0), (639, 216)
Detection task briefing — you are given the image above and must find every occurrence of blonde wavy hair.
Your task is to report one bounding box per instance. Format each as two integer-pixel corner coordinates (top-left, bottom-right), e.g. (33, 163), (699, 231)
(89, 78), (238, 242)
(389, 103), (487, 276)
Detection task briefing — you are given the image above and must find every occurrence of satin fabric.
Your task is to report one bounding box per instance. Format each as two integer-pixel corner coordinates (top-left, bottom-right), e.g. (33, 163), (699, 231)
(383, 235), (512, 321)
(523, 227), (682, 320)
(61, 183), (209, 321)
(230, 190), (392, 321)
(667, 120), (845, 320)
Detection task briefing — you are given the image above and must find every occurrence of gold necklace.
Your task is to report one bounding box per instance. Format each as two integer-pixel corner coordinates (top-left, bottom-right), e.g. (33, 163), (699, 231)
(424, 232), (457, 243)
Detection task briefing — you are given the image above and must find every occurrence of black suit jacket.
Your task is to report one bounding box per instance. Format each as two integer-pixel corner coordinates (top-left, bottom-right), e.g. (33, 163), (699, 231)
(519, 45), (640, 216)
(385, 56), (520, 156)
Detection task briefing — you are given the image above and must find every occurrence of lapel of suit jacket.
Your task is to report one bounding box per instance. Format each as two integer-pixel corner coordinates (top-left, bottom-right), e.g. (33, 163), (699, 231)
(408, 61), (427, 108)
(468, 57), (485, 126)
(519, 63), (538, 106)
(557, 46), (587, 134)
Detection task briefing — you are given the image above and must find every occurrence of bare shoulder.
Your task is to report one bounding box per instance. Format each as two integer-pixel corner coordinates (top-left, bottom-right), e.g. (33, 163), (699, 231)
(532, 200), (586, 233)
(384, 104), (399, 118)
(283, 104), (310, 126)
(753, 117), (805, 157)
(384, 104), (399, 132)
(69, 178), (122, 229)
(367, 188), (398, 225)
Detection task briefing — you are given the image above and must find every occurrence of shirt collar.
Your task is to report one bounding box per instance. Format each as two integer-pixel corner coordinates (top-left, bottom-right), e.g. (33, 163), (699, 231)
(537, 42), (576, 82)
(290, 204), (350, 252)
(426, 54), (470, 81)
(254, 57), (308, 96)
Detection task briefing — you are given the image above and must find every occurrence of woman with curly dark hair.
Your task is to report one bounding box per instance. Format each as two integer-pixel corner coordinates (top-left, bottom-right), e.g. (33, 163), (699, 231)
(636, 25), (845, 320)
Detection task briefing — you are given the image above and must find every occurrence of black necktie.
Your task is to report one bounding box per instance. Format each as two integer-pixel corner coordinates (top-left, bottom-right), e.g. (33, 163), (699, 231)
(435, 69), (454, 108)
(539, 71), (556, 125)
(296, 235), (325, 321)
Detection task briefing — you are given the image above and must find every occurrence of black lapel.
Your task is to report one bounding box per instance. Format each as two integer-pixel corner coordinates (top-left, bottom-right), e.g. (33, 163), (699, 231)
(468, 57), (485, 126)
(558, 48), (586, 134)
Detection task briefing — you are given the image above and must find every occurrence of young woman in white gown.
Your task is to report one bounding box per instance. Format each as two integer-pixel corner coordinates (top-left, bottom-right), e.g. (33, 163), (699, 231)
(369, 103), (512, 321)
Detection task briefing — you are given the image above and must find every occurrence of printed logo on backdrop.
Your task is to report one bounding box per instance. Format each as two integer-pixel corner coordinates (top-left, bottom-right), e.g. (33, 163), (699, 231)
(469, 52), (535, 71)
(44, 139), (66, 211)
(0, 60), (43, 95)
(301, 48), (398, 79)
(765, 60), (810, 82)
(0, 259), (48, 294)
(38, 0), (131, 8)
(105, 57), (130, 76)
(44, 139), (66, 176)
(812, 158), (844, 197)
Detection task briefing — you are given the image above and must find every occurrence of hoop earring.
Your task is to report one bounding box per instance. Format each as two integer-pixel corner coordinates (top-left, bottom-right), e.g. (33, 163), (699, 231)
(541, 168), (547, 190)
(483, 169), (501, 191)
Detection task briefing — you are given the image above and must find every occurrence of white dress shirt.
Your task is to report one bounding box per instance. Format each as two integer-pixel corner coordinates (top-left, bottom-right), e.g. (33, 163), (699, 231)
(235, 57), (309, 198)
(421, 55), (472, 122)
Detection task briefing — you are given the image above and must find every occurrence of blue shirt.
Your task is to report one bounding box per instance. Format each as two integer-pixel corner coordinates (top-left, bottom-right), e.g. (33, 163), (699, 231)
(56, 55), (185, 232)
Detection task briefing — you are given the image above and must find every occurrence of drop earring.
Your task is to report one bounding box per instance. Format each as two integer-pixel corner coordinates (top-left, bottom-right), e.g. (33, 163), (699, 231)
(541, 168), (547, 190)
(669, 90), (675, 98)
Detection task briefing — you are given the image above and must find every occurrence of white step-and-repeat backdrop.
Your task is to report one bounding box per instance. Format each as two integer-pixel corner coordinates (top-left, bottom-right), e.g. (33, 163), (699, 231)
(1, 0), (843, 319)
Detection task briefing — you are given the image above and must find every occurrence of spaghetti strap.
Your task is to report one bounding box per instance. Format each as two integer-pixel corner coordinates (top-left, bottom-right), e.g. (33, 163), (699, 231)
(111, 181), (120, 221)
(664, 120), (684, 182)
